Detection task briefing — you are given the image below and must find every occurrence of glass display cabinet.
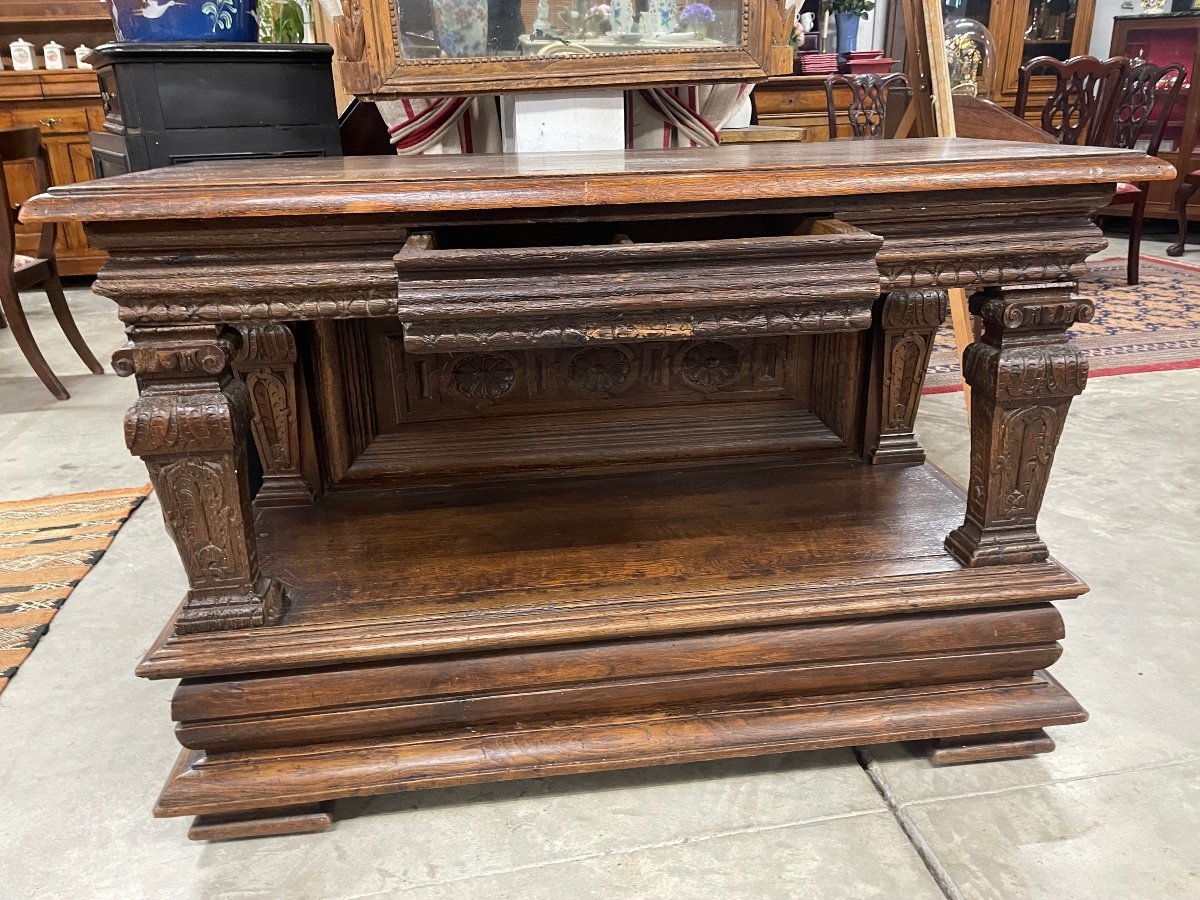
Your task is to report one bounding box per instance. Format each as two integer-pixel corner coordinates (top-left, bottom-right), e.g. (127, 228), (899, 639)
(324, 0), (793, 96)
(1111, 12), (1200, 222)
(932, 0), (1095, 108)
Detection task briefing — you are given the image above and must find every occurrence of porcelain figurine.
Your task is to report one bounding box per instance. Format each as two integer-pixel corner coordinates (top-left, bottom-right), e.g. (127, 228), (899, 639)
(532, 0), (552, 35)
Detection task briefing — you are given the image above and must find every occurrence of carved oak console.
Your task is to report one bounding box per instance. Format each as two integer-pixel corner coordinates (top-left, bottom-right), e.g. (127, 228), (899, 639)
(25, 139), (1173, 841)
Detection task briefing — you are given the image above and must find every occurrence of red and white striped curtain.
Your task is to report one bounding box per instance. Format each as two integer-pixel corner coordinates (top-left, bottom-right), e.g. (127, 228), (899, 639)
(376, 85), (752, 155)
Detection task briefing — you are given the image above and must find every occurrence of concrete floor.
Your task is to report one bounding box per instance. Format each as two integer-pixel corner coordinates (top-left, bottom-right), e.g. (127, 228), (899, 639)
(0, 233), (1197, 899)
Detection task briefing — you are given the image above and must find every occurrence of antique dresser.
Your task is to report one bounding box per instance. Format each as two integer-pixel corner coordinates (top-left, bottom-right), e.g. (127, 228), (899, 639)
(24, 136), (1173, 839)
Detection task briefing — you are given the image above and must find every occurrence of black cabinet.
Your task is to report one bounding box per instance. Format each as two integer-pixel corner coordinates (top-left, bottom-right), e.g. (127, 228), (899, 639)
(88, 43), (341, 177)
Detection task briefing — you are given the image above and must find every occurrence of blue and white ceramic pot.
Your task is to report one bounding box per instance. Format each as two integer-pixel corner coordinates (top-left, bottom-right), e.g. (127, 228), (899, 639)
(104, 0), (260, 43)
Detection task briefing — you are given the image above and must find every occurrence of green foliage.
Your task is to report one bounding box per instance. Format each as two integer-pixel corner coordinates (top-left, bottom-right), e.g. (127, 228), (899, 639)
(828, 0), (875, 18)
(259, 0), (307, 44)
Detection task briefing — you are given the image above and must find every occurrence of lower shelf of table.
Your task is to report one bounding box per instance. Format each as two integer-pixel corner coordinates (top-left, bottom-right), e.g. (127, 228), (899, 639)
(140, 455), (1088, 679)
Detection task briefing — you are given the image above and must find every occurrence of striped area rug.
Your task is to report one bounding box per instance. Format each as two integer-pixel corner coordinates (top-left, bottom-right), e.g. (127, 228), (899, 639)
(926, 257), (1200, 392)
(0, 485), (150, 696)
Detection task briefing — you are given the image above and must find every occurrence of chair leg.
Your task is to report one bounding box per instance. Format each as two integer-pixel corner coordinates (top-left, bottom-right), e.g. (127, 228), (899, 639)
(0, 279), (69, 400)
(1127, 193), (1146, 286)
(43, 272), (103, 374)
(1167, 179), (1199, 258)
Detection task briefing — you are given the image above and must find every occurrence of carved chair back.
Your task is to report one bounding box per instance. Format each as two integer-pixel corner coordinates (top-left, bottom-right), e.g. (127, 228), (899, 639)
(0, 126), (57, 266)
(1107, 61), (1187, 157)
(824, 73), (912, 140)
(1015, 55), (1128, 147)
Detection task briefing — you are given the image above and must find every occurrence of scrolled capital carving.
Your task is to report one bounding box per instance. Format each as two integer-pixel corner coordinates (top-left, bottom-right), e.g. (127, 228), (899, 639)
(881, 288), (950, 329)
(234, 324), (298, 365)
(114, 326), (240, 380)
(125, 381), (249, 457)
(975, 289), (1095, 334)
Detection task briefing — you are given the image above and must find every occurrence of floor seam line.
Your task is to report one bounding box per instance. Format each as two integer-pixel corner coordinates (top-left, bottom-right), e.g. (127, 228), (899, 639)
(854, 746), (965, 900)
(384, 807), (885, 892)
(898, 752), (1200, 809)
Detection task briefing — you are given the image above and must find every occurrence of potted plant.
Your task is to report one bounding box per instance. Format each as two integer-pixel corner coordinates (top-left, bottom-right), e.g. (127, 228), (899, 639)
(828, 0), (874, 55)
(679, 3), (716, 40)
(259, 0), (310, 43)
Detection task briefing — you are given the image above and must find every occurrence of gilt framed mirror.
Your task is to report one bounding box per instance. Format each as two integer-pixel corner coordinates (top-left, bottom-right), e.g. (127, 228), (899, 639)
(323, 0), (792, 97)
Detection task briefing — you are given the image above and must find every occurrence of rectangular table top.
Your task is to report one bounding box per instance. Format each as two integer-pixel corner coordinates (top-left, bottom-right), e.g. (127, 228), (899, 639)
(24, 138), (1173, 224)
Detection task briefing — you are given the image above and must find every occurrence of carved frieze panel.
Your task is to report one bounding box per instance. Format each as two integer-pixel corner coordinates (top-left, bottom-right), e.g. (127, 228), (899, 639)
(371, 327), (807, 429)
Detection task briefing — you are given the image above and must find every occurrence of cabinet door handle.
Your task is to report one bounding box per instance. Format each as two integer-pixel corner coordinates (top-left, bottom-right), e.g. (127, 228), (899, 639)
(38, 117), (62, 128)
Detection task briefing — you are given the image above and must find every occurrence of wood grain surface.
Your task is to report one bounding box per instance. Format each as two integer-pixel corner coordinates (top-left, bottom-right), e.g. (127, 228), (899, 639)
(21, 138), (1174, 223)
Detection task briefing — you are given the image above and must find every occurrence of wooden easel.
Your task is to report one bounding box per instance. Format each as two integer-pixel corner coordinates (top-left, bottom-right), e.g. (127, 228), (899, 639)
(897, 0), (975, 415)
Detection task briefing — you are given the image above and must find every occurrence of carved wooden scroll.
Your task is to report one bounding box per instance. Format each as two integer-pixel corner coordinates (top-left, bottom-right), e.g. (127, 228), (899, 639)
(233, 325), (318, 507)
(114, 326), (285, 634)
(945, 283), (1093, 567)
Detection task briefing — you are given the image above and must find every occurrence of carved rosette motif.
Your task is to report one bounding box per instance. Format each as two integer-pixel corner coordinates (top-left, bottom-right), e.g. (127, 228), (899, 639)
(679, 342), (743, 393)
(868, 289), (949, 464)
(120, 325), (285, 634)
(946, 283), (1093, 567)
(568, 348), (632, 394)
(451, 354), (517, 400)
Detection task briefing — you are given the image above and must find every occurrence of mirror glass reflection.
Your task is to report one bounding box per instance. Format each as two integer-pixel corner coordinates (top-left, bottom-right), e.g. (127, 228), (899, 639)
(396, 0), (745, 59)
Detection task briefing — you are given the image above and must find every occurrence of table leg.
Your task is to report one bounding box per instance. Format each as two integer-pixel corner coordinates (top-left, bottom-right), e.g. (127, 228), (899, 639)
(945, 283), (1093, 567)
(119, 324), (285, 634)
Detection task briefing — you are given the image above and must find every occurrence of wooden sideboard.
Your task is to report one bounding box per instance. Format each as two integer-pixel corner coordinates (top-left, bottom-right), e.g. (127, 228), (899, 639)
(1, 1), (113, 276)
(753, 75), (851, 139)
(25, 138), (1173, 841)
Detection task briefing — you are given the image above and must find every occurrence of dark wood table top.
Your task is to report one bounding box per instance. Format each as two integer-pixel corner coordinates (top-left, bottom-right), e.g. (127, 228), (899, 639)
(24, 137), (1174, 223)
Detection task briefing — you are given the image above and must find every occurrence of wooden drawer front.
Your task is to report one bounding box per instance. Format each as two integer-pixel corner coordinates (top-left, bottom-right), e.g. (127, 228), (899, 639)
(755, 87), (848, 117)
(11, 108), (90, 134)
(395, 219), (884, 353)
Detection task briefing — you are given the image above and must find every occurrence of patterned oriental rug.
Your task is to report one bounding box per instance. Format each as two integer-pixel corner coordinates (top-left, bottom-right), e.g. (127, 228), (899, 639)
(0, 485), (150, 696)
(926, 257), (1200, 393)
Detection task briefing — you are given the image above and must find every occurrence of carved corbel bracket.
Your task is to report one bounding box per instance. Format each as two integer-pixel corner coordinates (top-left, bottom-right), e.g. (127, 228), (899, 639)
(865, 288), (950, 464)
(117, 325), (286, 634)
(946, 283), (1093, 567)
(232, 324), (318, 507)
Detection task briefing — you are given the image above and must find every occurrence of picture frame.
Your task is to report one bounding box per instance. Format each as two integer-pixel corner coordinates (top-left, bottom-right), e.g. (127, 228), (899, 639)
(326, 0), (793, 98)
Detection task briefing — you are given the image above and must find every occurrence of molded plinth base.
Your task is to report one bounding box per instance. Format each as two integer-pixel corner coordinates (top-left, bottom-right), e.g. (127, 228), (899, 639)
(929, 728), (1056, 766)
(188, 803), (333, 841)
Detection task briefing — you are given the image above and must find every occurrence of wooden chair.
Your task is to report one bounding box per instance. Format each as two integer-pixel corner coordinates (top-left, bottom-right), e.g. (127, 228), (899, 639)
(1102, 61), (1187, 284)
(1167, 171), (1200, 258)
(1, 126), (102, 400)
(824, 73), (911, 140)
(1015, 55), (1128, 147)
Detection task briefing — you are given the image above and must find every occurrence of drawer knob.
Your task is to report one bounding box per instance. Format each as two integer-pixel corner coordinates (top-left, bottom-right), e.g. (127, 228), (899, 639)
(39, 117), (62, 128)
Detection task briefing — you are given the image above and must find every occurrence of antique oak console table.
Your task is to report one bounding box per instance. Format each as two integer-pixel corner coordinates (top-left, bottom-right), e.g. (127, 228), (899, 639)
(25, 139), (1173, 840)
